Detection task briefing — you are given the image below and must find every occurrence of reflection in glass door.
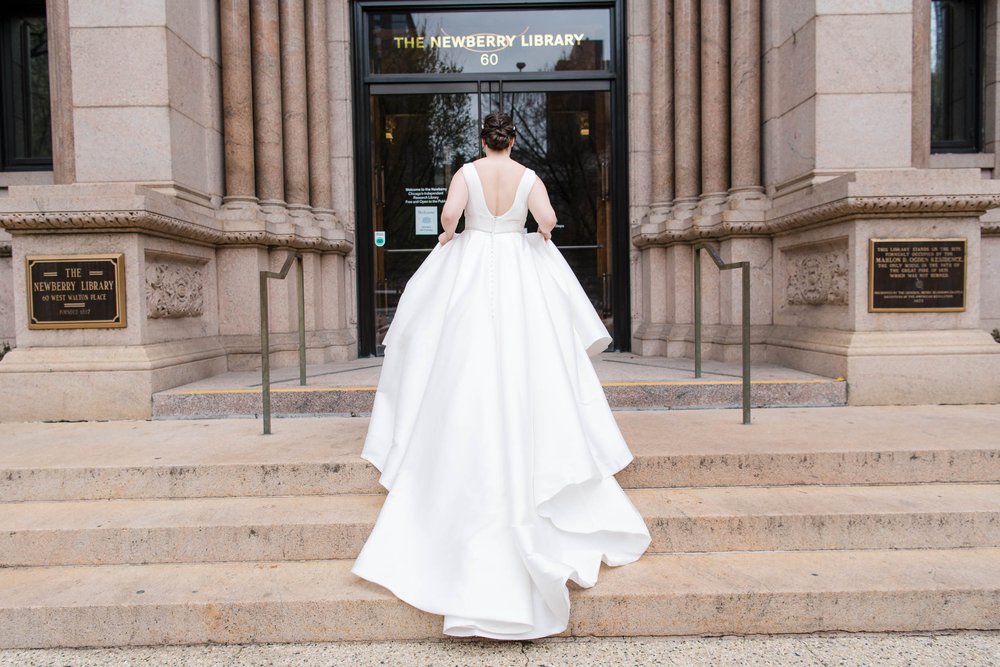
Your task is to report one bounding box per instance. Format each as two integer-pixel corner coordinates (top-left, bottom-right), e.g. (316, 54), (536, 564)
(370, 90), (479, 348)
(369, 85), (613, 353)
(505, 87), (613, 338)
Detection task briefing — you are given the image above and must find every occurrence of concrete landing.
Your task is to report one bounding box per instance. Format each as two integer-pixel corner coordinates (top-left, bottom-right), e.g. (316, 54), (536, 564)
(151, 353), (846, 419)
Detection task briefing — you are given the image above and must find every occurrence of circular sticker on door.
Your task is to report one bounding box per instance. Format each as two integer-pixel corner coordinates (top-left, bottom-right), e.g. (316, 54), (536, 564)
(374, 231), (386, 247)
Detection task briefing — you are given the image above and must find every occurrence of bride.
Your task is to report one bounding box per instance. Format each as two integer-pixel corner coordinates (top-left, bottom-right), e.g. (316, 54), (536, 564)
(351, 111), (651, 640)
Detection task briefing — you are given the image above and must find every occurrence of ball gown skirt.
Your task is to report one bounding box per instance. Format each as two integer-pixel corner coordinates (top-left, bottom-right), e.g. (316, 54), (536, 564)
(351, 164), (651, 640)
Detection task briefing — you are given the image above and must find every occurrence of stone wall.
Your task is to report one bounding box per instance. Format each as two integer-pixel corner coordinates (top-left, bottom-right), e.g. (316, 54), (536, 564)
(626, 0), (1000, 404)
(2, 0), (999, 416)
(0, 0), (355, 420)
(65, 1), (223, 200)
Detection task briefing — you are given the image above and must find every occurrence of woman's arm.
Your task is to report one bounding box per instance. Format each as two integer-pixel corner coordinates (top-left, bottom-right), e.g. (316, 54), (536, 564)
(527, 178), (557, 241)
(439, 170), (468, 245)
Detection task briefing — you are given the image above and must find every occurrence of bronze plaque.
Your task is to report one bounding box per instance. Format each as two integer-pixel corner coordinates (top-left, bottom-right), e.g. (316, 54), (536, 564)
(27, 254), (127, 329)
(868, 239), (966, 312)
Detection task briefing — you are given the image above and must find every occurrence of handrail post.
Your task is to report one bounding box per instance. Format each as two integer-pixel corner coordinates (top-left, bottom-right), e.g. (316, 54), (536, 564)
(297, 255), (306, 386)
(694, 247), (702, 378)
(693, 242), (752, 425)
(259, 251), (306, 435)
(741, 262), (751, 425)
(260, 270), (272, 435)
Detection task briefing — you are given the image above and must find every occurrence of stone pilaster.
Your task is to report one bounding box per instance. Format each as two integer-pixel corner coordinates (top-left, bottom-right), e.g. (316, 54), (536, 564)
(672, 0), (700, 211)
(700, 0), (729, 207)
(306, 0), (333, 213)
(911, 0), (931, 169)
(46, 0), (75, 185)
(280, 0), (310, 211)
(649, 0), (673, 218)
(251, 0), (284, 205)
(220, 0), (256, 202)
(730, 0), (763, 196)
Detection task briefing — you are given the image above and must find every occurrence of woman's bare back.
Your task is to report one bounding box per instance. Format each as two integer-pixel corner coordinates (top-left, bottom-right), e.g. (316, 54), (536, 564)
(471, 157), (528, 217)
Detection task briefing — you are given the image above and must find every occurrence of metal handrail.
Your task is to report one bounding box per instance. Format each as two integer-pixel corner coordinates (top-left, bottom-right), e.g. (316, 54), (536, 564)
(693, 243), (751, 425)
(260, 251), (306, 435)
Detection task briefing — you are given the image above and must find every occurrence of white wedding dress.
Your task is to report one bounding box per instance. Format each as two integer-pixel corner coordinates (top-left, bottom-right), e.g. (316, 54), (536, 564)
(351, 163), (651, 640)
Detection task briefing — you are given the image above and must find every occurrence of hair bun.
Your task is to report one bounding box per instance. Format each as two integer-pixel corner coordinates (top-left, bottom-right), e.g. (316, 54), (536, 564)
(480, 111), (516, 151)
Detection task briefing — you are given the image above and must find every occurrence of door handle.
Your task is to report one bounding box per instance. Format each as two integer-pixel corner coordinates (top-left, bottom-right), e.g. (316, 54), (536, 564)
(600, 158), (609, 201)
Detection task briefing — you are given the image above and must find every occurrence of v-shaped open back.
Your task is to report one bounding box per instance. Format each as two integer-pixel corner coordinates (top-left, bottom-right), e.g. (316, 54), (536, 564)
(464, 163), (535, 226)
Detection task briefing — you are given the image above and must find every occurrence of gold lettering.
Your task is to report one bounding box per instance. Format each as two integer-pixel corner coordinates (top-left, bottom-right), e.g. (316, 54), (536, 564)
(32, 280), (77, 292)
(79, 280), (114, 291)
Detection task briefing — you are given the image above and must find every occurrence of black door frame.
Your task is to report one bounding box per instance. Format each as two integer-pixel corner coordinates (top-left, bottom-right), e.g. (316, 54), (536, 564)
(351, 0), (629, 357)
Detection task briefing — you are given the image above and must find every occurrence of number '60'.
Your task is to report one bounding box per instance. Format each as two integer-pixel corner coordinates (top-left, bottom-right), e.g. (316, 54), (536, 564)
(480, 53), (499, 66)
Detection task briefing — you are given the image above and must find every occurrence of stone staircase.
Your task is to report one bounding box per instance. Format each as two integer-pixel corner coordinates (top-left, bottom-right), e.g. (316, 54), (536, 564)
(1, 406), (999, 647)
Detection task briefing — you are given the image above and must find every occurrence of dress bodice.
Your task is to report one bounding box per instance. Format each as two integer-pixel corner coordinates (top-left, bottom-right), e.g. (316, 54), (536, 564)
(462, 163), (536, 234)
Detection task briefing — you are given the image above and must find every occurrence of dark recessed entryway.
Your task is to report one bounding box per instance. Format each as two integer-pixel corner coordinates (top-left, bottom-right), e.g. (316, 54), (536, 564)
(353, 0), (628, 356)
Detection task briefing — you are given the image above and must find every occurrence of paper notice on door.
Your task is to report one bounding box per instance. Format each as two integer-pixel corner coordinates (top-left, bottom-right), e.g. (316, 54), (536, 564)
(415, 206), (438, 235)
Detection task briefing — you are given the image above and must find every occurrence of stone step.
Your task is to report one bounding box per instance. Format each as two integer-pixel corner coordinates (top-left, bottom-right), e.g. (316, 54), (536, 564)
(3, 407), (998, 501)
(151, 378), (847, 419)
(3, 484), (998, 566)
(1, 547), (997, 648)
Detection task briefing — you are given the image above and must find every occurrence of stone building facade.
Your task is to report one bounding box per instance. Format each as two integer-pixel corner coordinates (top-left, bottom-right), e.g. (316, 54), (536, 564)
(0, 0), (998, 421)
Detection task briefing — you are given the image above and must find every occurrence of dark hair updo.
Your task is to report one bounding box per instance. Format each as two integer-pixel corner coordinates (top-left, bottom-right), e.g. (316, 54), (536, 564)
(480, 112), (516, 151)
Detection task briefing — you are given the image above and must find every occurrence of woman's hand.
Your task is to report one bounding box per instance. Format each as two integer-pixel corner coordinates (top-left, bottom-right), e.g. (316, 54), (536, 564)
(438, 230), (455, 246)
(538, 228), (552, 242)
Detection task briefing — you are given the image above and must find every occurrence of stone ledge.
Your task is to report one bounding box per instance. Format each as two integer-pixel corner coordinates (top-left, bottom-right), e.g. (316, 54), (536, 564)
(0, 184), (353, 254)
(634, 169), (1000, 247)
(0, 337), (226, 374)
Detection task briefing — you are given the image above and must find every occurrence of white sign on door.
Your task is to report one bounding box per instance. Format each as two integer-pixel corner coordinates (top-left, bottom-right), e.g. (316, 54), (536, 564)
(415, 206), (438, 235)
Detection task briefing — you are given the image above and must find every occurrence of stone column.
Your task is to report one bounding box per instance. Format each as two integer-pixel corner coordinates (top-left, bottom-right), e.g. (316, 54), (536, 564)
(306, 0), (333, 212)
(649, 0), (673, 216)
(251, 0), (284, 205)
(220, 0), (255, 202)
(673, 0), (700, 210)
(730, 0), (763, 195)
(280, 0), (310, 209)
(700, 0), (729, 204)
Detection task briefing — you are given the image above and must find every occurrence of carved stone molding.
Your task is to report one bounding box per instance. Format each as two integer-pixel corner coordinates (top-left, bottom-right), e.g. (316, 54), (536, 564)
(0, 210), (354, 254)
(768, 194), (1000, 235)
(145, 262), (205, 319)
(984, 219), (1000, 236)
(783, 247), (849, 306)
(633, 193), (1000, 248)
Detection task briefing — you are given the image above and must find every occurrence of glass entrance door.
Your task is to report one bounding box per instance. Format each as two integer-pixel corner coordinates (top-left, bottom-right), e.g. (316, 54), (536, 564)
(503, 84), (613, 343)
(369, 88), (479, 347)
(368, 83), (613, 353)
